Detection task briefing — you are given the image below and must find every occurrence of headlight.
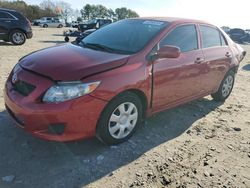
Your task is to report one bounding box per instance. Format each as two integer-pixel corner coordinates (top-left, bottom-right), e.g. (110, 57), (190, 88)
(43, 81), (101, 103)
(13, 63), (21, 73)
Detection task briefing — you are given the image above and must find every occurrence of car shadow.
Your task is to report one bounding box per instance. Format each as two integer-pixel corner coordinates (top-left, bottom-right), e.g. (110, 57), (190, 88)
(242, 63), (250, 71)
(52, 34), (64, 37)
(0, 42), (13, 46)
(0, 98), (222, 188)
(39, 40), (66, 44)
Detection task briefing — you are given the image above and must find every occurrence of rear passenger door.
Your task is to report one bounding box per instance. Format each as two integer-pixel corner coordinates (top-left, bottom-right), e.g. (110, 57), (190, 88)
(199, 25), (232, 92)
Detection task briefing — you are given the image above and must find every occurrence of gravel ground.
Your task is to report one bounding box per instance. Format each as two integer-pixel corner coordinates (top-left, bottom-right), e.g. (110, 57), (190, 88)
(0, 27), (250, 188)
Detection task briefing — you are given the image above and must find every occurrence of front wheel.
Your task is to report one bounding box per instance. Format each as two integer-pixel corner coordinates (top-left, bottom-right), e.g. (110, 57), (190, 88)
(96, 92), (143, 145)
(211, 70), (235, 101)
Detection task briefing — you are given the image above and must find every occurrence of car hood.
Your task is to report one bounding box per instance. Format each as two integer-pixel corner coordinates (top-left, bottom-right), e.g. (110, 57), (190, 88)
(19, 44), (130, 81)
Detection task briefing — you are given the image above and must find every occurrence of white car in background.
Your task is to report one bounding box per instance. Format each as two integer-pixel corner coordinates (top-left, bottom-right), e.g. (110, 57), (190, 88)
(71, 21), (79, 28)
(39, 18), (64, 28)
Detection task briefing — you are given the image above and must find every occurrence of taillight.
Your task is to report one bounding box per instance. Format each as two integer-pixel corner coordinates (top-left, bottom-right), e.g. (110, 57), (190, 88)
(26, 18), (32, 29)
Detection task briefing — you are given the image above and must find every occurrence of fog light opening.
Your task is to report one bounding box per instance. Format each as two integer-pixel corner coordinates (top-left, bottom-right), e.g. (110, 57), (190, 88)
(48, 124), (65, 135)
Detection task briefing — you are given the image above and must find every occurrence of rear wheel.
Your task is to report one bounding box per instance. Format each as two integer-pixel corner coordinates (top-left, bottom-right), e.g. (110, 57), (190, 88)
(58, 24), (63, 28)
(10, 30), (26, 45)
(43, 24), (48, 28)
(64, 36), (70, 42)
(96, 92), (143, 145)
(211, 70), (235, 101)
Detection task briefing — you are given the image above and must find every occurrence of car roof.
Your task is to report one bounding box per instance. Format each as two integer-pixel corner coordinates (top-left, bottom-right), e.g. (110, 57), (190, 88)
(0, 8), (17, 13)
(133, 17), (212, 25)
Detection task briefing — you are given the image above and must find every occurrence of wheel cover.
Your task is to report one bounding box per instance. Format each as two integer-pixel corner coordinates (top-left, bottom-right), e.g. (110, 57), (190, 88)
(222, 75), (234, 97)
(108, 102), (138, 139)
(12, 32), (24, 44)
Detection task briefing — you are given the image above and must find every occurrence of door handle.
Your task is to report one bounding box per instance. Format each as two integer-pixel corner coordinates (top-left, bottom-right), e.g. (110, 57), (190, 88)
(195, 57), (205, 64)
(225, 52), (232, 57)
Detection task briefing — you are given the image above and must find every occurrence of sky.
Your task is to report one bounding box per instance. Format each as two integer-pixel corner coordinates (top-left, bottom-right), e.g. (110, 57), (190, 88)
(25, 0), (250, 29)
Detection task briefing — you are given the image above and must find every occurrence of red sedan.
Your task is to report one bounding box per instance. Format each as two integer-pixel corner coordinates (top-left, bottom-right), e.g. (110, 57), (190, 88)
(4, 17), (246, 145)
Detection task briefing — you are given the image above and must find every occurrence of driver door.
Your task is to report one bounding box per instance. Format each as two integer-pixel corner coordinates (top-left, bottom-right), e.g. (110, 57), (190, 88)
(152, 24), (206, 111)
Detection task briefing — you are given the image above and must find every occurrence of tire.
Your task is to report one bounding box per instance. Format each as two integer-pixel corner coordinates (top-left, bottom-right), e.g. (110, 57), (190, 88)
(58, 24), (63, 28)
(64, 36), (69, 42)
(9, 30), (26, 45)
(96, 92), (143, 145)
(211, 70), (235, 101)
(43, 24), (48, 28)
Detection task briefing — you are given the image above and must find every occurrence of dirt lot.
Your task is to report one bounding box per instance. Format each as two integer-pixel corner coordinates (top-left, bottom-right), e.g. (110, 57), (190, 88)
(0, 27), (250, 188)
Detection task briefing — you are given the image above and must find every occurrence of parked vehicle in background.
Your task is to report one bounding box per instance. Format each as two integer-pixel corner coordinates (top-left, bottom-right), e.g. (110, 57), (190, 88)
(4, 18), (246, 145)
(228, 28), (250, 43)
(65, 22), (72, 27)
(245, 29), (250, 34)
(32, 19), (42, 26)
(0, 8), (32, 45)
(221, 26), (230, 33)
(71, 21), (79, 28)
(78, 18), (112, 32)
(39, 17), (64, 28)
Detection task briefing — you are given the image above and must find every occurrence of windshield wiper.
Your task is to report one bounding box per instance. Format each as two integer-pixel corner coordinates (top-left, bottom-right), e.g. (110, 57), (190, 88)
(80, 42), (132, 54)
(83, 43), (115, 52)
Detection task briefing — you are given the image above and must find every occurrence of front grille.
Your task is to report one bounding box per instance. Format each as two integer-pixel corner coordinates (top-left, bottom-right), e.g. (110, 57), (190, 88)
(12, 80), (36, 96)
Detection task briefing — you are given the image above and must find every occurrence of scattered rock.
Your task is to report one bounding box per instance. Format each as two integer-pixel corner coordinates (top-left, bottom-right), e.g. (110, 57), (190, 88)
(227, 145), (233, 150)
(204, 161), (209, 166)
(204, 171), (210, 177)
(168, 157), (174, 162)
(210, 147), (216, 151)
(108, 172), (114, 177)
(192, 169), (197, 174)
(186, 130), (191, 134)
(160, 175), (171, 186)
(136, 172), (142, 177)
(248, 153), (250, 158)
(218, 118), (227, 122)
(2, 175), (15, 182)
(97, 155), (104, 161)
(233, 127), (241, 132)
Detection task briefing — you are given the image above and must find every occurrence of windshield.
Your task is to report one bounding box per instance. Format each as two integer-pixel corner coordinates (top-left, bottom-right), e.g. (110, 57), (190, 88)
(87, 19), (97, 24)
(81, 19), (168, 54)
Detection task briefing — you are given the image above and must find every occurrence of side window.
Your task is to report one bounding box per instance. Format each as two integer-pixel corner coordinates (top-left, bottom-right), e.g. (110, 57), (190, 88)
(200, 25), (221, 48)
(99, 20), (105, 26)
(0, 11), (14, 19)
(160, 25), (198, 52)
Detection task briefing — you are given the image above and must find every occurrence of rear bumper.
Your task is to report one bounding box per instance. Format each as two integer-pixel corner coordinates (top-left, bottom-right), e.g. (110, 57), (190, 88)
(26, 31), (33, 39)
(4, 69), (107, 142)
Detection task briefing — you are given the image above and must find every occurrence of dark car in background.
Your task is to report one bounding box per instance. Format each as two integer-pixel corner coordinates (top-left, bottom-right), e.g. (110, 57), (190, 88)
(228, 28), (250, 44)
(78, 18), (112, 32)
(0, 8), (32, 45)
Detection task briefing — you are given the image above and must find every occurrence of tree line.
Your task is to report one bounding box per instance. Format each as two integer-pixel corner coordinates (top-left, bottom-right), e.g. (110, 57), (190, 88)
(0, 0), (139, 22)
(80, 4), (139, 21)
(0, 0), (57, 20)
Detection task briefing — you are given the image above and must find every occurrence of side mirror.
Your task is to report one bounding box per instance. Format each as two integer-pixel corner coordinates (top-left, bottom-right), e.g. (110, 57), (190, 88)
(157, 45), (181, 59)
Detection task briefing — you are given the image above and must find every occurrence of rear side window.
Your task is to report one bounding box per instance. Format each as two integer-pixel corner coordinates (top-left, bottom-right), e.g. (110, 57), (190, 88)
(200, 25), (222, 48)
(160, 25), (198, 52)
(0, 11), (14, 19)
